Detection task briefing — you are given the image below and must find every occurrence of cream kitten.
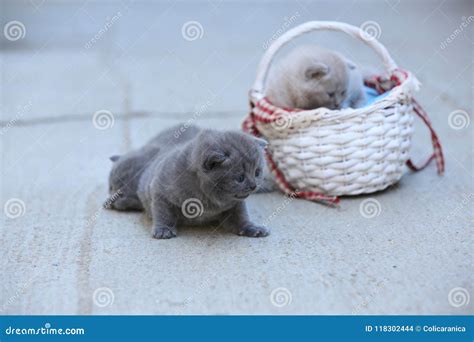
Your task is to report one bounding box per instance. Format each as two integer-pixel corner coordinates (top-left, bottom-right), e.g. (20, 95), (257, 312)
(266, 45), (366, 110)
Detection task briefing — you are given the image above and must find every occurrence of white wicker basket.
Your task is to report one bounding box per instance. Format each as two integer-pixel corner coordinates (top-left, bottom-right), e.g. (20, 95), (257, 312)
(243, 21), (444, 204)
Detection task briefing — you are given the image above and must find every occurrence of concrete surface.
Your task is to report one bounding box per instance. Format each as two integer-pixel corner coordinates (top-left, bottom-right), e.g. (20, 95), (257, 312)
(1, 0), (473, 315)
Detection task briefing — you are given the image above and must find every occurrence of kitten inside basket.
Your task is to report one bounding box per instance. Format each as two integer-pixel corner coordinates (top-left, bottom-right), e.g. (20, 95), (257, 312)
(266, 45), (366, 110)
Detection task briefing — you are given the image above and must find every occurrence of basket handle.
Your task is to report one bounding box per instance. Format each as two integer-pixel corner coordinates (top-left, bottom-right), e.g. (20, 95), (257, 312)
(251, 21), (399, 95)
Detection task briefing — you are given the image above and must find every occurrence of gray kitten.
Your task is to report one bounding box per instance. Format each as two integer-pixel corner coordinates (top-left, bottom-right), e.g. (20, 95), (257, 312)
(107, 124), (269, 239)
(105, 127), (193, 210)
(105, 139), (161, 211)
(266, 45), (366, 110)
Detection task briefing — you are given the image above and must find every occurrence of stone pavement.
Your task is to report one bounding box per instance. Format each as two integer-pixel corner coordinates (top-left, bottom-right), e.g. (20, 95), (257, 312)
(1, 0), (472, 314)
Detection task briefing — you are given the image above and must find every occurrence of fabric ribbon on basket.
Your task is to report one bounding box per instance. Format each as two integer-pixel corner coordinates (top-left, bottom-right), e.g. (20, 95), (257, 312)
(242, 21), (445, 206)
(364, 70), (445, 175)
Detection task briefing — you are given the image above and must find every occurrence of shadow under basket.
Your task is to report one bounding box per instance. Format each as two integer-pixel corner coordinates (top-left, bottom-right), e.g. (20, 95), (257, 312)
(242, 21), (444, 206)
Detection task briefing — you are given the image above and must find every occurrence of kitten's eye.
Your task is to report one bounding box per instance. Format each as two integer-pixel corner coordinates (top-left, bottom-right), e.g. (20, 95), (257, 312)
(341, 90), (346, 97)
(237, 174), (245, 183)
(327, 92), (335, 98)
(255, 168), (261, 177)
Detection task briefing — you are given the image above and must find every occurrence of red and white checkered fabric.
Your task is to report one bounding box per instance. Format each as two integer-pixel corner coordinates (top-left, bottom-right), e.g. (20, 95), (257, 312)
(365, 69), (444, 175)
(406, 99), (445, 174)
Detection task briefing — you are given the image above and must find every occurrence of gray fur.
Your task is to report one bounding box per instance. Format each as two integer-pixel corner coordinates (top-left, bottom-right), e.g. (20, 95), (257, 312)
(343, 59), (366, 108)
(106, 124), (269, 239)
(104, 130), (172, 211)
(105, 144), (160, 211)
(266, 45), (366, 110)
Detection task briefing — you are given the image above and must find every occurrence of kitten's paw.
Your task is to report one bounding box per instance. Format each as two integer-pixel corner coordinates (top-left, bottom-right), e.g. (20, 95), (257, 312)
(237, 224), (270, 238)
(152, 226), (177, 239)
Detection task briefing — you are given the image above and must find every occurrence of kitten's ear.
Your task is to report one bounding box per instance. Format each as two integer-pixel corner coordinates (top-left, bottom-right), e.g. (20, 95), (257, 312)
(203, 151), (228, 171)
(253, 137), (268, 149)
(305, 63), (329, 79)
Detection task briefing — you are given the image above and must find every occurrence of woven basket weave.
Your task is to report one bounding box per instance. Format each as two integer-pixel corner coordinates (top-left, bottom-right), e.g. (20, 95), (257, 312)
(243, 21), (444, 204)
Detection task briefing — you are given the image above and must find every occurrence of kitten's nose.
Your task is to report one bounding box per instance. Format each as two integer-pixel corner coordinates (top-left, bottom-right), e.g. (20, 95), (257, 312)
(249, 183), (257, 191)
